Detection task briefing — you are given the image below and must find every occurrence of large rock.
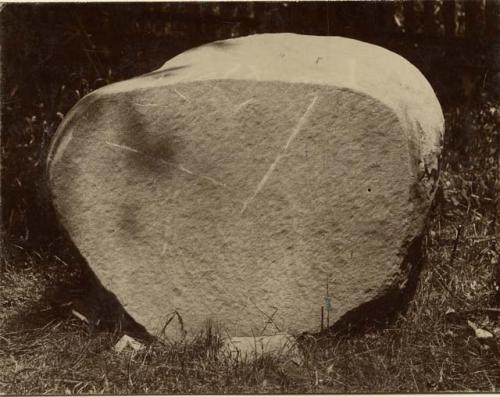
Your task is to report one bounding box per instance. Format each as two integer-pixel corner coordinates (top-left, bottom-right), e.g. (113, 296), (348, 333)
(47, 34), (444, 339)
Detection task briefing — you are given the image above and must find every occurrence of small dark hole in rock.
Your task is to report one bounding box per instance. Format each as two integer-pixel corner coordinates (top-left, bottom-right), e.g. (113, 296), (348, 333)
(368, 188), (372, 192)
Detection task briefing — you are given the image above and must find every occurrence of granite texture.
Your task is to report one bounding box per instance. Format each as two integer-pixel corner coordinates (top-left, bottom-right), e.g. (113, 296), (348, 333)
(48, 34), (444, 340)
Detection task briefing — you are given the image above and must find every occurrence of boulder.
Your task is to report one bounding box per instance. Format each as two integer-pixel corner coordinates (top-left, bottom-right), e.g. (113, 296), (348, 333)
(47, 34), (444, 340)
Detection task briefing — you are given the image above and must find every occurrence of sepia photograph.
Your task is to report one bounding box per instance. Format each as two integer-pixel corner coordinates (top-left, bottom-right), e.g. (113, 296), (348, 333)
(1, 0), (499, 393)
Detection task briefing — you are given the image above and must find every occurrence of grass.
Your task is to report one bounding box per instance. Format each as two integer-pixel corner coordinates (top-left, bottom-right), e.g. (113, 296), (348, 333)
(1, 94), (499, 395)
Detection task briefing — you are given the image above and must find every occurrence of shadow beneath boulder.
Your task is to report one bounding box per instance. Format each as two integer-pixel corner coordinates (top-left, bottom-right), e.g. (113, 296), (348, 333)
(334, 235), (424, 334)
(49, 255), (152, 342)
(299, 235), (425, 349)
(17, 150), (154, 341)
(2, 213), (151, 343)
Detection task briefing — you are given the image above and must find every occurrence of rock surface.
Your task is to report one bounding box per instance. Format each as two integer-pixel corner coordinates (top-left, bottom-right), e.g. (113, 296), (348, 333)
(48, 34), (444, 339)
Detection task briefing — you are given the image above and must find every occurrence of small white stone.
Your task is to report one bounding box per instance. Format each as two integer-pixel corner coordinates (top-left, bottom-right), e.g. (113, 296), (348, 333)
(71, 309), (89, 324)
(114, 334), (145, 353)
(467, 320), (494, 339)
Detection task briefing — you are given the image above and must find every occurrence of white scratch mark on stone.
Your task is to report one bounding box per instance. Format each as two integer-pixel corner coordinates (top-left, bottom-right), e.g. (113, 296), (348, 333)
(105, 140), (228, 190)
(234, 99), (253, 113)
(161, 160), (228, 188)
(135, 103), (167, 107)
(105, 141), (229, 189)
(105, 141), (139, 153)
(200, 175), (229, 189)
(175, 163), (195, 175)
(240, 95), (319, 214)
(173, 88), (191, 102)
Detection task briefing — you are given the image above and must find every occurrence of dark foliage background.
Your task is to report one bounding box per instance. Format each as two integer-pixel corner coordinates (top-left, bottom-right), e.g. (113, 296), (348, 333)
(1, 1), (498, 250)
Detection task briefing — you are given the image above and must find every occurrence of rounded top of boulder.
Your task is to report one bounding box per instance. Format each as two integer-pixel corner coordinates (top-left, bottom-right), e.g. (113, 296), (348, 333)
(100, 33), (443, 173)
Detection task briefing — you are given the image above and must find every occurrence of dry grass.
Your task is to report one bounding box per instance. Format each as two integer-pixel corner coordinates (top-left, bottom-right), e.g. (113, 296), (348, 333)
(1, 88), (499, 396)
